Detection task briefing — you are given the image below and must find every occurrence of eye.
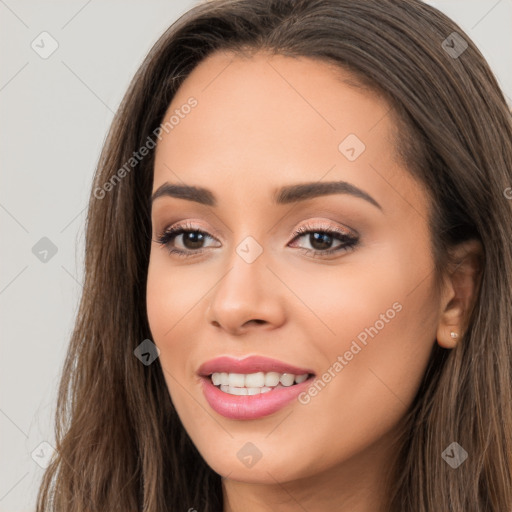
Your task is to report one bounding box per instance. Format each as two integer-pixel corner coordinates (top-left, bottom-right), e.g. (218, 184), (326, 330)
(154, 221), (220, 258)
(288, 222), (359, 257)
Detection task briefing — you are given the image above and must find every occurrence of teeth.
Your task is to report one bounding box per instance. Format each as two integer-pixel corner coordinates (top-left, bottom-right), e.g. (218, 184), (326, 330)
(220, 384), (274, 395)
(227, 385), (247, 395)
(228, 373), (245, 387)
(294, 373), (308, 384)
(265, 372), (280, 387)
(279, 373), (295, 386)
(245, 372), (265, 387)
(210, 371), (310, 394)
(247, 387), (264, 395)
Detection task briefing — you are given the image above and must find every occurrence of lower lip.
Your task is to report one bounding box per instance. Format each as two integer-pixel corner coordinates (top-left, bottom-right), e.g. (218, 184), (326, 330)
(199, 375), (314, 420)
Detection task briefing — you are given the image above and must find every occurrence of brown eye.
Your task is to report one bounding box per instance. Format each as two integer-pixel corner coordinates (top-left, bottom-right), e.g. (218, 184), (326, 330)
(289, 223), (359, 257)
(155, 222), (220, 258)
(306, 232), (336, 251)
(178, 231), (207, 250)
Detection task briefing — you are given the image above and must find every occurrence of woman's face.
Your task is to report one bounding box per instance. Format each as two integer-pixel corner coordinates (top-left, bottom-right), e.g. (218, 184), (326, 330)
(147, 51), (441, 484)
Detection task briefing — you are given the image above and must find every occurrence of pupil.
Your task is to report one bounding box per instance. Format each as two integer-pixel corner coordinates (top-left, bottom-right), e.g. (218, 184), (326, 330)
(310, 232), (332, 250)
(184, 231), (204, 249)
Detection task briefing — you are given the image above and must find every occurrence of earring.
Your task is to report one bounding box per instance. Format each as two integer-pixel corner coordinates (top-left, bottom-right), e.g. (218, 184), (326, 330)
(450, 331), (458, 339)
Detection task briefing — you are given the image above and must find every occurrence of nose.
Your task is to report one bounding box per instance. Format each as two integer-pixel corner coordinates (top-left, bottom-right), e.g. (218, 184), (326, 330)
(205, 246), (287, 336)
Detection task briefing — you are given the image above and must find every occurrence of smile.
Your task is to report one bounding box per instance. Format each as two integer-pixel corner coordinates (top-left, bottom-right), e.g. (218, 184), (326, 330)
(210, 371), (311, 395)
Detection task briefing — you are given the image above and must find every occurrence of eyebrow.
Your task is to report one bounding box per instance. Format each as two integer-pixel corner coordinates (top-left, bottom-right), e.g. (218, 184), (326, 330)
(150, 180), (382, 210)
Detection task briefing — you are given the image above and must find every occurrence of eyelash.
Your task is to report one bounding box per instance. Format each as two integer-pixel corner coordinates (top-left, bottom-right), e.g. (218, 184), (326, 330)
(155, 221), (359, 259)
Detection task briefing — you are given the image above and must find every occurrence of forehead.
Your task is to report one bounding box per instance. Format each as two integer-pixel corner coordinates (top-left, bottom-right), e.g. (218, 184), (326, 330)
(152, 51), (425, 217)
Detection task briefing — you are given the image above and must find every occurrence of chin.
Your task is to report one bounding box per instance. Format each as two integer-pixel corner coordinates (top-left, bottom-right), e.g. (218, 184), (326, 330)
(195, 439), (315, 484)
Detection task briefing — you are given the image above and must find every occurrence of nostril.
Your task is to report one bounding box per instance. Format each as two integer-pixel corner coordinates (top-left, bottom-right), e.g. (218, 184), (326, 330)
(246, 319), (266, 326)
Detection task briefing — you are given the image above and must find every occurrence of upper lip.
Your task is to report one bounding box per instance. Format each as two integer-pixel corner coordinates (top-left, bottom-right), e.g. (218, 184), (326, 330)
(197, 355), (315, 376)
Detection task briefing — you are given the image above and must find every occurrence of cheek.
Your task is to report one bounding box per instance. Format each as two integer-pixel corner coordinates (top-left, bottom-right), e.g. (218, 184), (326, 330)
(146, 254), (204, 420)
(273, 236), (437, 369)
(282, 287), (437, 480)
(309, 239), (439, 400)
(145, 253), (201, 376)
(283, 250), (439, 470)
(146, 251), (210, 343)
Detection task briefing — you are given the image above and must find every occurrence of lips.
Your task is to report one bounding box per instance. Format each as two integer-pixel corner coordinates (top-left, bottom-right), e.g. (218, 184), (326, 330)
(197, 355), (315, 377)
(199, 374), (315, 420)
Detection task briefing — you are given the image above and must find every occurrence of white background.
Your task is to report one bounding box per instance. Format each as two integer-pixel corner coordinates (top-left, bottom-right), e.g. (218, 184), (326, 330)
(1, 1), (511, 510)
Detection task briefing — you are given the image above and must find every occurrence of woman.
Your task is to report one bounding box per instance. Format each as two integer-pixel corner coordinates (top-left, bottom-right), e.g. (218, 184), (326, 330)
(36, 0), (512, 510)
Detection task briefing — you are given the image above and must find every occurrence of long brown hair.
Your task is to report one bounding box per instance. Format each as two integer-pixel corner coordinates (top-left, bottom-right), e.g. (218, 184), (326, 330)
(36, 1), (512, 510)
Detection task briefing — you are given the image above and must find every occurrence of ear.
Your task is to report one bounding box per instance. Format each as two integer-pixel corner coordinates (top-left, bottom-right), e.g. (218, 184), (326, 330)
(436, 239), (483, 349)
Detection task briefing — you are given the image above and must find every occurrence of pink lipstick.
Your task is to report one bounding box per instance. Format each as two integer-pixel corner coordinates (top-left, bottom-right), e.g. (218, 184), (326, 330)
(197, 355), (315, 420)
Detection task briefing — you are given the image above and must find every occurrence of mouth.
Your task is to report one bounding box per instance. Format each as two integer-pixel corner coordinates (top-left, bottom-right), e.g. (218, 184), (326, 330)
(207, 371), (315, 396)
(197, 355), (316, 419)
(199, 371), (316, 420)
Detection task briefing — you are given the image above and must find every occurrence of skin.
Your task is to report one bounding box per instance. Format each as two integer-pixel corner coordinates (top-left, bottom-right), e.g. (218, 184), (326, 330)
(146, 51), (480, 512)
